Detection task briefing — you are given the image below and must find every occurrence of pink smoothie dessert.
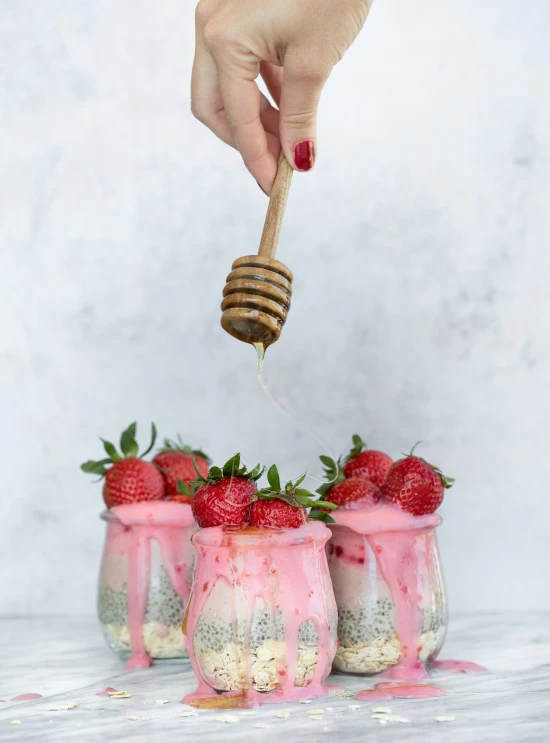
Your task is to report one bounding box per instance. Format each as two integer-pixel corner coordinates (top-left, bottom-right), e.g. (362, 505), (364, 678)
(327, 503), (447, 679)
(183, 521), (338, 705)
(98, 501), (195, 668)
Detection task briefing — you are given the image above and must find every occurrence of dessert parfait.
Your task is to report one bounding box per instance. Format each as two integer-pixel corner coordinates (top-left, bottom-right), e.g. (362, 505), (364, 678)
(321, 437), (452, 680)
(182, 455), (339, 707)
(82, 423), (210, 668)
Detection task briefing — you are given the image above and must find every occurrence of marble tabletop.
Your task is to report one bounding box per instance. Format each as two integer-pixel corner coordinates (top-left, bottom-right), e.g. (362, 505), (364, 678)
(0, 613), (548, 742)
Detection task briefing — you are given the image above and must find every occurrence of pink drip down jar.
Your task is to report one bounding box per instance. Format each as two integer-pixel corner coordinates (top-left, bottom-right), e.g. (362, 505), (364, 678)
(98, 501), (196, 669)
(327, 504), (448, 679)
(183, 521), (338, 705)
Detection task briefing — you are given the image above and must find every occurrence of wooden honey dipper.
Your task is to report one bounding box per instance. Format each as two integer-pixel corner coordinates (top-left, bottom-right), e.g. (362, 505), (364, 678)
(221, 151), (294, 347)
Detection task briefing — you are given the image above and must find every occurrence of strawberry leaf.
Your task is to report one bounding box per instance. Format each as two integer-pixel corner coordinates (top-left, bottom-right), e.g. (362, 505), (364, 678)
(160, 436), (211, 463)
(139, 423), (157, 458)
(309, 509), (336, 524)
(101, 439), (120, 462)
(348, 434), (367, 460)
(267, 465), (281, 491)
(176, 479), (195, 497)
(81, 460), (110, 477)
(120, 422), (138, 458)
(316, 456), (345, 497)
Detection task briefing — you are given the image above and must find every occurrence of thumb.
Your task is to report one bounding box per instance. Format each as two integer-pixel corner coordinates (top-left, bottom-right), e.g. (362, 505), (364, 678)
(278, 51), (331, 172)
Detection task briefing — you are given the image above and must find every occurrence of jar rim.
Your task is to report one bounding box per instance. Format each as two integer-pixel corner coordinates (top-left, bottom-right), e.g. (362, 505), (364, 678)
(100, 501), (194, 528)
(329, 504), (441, 535)
(193, 520), (329, 548)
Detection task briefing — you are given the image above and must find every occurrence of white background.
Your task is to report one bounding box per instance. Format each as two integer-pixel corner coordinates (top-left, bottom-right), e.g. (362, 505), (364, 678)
(1, 0), (549, 615)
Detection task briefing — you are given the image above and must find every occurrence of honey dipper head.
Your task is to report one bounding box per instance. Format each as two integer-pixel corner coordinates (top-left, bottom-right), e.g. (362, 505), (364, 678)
(221, 255), (293, 346)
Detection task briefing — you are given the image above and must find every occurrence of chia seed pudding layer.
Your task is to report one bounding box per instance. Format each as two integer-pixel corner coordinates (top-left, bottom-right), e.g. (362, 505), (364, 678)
(193, 610), (325, 692)
(98, 563), (191, 659)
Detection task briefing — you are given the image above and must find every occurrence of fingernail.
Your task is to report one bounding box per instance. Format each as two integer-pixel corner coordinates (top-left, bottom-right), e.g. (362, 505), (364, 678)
(256, 181), (268, 196)
(293, 140), (315, 171)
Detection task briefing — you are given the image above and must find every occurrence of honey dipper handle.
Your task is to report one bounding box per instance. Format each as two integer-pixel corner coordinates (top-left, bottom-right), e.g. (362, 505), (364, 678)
(258, 151), (294, 259)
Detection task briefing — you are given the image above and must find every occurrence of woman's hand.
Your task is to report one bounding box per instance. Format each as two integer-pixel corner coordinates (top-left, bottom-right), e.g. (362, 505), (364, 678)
(192, 0), (373, 193)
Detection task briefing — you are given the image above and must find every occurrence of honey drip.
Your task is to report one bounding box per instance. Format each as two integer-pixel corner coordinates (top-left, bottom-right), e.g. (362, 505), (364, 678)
(253, 343), (338, 486)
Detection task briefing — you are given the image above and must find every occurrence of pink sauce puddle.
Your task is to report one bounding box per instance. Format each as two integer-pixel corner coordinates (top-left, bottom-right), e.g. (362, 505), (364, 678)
(96, 687), (118, 697)
(356, 683), (445, 702)
(105, 502), (195, 669)
(11, 693), (43, 701)
(431, 659), (487, 674)
(184, 522), (339, 707)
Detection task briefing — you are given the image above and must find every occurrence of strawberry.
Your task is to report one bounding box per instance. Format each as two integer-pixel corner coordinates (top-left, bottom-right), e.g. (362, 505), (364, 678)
(191, 454), (263, 528)
(250, 466), (337, 529)
(326, 478), (382, 510)
(153, 437), (210, 497)
(250, 499), (308, 529)
(342, 435), (393, 488)
(317, 456), (381, 510)
(382, 443), (454, 516)
(81, 422), (164, 508)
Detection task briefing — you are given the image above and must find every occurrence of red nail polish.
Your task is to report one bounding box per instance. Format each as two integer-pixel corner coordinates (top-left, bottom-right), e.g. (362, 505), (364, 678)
(293, 140), (315, 171)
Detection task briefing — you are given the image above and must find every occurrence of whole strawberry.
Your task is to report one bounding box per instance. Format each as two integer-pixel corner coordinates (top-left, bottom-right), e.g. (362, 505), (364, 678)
(251, 466), (337, 529)
(317, 456), (381, 510)
(383, 443), (454, 516)
(326, 478), (382, 510)
(153, 436), (210, 498)
(81, 422), (164, 508)
(342, 435), (393, 488)
(192, 454), (263, 528)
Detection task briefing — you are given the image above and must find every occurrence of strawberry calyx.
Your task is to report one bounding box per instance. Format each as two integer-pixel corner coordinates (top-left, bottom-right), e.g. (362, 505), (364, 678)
(158, 435), (211, 464)
(316, 455), (346, 498)
(81, 422), (158, 478)
(345, 434), (368, 461)
(258, 465), (338, 524)
(193, 453), (264, 488)
(404, 441), (455, 490)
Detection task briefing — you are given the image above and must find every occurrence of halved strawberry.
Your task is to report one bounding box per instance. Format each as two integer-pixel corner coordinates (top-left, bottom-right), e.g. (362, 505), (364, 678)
(382, 443), (454, 515)
(153, 437), (210, 497)
(251, 466), (337, 528)
(191, 454), (263, 528)
(342, 435), (393, 488)
(81, 422), (164, 508)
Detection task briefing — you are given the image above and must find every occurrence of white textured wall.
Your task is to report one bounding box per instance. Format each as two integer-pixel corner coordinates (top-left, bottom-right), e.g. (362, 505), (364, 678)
(1, 0), (549, 615)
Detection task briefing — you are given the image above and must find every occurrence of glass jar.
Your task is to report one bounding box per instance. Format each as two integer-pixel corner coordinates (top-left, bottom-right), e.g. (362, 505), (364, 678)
(327, 505), (447, 678)
(184, 521), (338, 702)
(98, 501), (196, 668)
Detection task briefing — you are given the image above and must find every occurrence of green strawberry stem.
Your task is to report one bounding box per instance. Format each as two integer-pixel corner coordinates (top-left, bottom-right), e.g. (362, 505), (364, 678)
(193, 453), (264, 488)
(316, 455), (345, 498)
(258, 465), (338, 520)
(159, 435), (211, 463)
(346, 434), (368, 461)
(80, 422), (157, 479)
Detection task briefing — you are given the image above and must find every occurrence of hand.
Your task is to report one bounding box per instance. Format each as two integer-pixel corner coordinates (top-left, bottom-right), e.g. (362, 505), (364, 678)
(192, 0), (373, 193)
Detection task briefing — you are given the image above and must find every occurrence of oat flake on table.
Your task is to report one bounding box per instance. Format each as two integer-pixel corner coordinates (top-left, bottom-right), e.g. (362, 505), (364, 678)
(215, 714), (240, 723)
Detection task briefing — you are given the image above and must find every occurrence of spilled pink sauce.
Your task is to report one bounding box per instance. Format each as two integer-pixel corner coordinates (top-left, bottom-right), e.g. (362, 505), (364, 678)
(102, 501), (195, 669)
(96, 687), (118, 697)
(330, 504), (441, 681)
(183, 521), (339, 708)
(431, 659), (487, 674)
(356, 683), (445, 701)
(11, 693), (43, 701)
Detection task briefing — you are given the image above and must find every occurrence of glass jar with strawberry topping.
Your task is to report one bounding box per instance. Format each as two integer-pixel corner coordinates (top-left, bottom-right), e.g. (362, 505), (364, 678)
(98, 501), (196, 668)
(82, 423), (209, 669)
(323, 443), (452, 680)
(183, 458), (338, 705)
